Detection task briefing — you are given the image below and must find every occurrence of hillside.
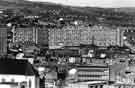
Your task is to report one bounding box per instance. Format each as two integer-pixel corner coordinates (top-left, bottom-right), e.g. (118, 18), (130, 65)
(0, 0), (134, 27)
(114, 8), (135, 13)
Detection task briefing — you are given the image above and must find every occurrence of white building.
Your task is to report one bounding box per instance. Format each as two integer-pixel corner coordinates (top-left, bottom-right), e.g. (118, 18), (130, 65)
(0, 59), (39, 88)
(49, 25), (124, 48)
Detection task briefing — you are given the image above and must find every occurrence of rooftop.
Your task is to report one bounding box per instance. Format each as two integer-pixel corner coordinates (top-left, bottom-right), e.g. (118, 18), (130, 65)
(0, 59), (38, 76)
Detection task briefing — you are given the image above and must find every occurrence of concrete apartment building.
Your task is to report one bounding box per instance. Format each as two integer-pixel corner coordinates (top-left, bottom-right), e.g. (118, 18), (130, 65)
(49, 25), (124, 49)
(0, 27), (7, 56)
(13, 27), (48, 48)
(81, 25), (124, 47)
(13, 27), (37, 48)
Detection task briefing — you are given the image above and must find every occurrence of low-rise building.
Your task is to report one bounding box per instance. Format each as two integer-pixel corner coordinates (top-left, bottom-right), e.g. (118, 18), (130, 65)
(49, 49), (81, 64)
(0, 59), (39, 88)
(65, 80), (107, 88)
(76, 65), (110, 82)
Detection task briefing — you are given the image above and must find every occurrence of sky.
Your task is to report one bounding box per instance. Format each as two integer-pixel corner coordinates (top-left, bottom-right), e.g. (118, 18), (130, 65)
(27, 0), (135, 8)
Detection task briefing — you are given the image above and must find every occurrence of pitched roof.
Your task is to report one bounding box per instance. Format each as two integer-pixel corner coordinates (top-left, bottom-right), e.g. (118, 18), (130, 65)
(0, 59), (38, 76)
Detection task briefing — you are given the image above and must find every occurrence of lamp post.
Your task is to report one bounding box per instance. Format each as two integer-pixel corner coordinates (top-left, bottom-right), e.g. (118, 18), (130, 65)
(59, 18), (64, 21)
(7, 23), (12, 27)
(100, 53), (106, 58)
(68, 68), (77, 76)
(123, 36), (127, 40)
(74, 21), (78, 25)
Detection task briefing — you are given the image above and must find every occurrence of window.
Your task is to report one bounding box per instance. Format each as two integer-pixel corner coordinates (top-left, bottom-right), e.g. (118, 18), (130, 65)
(21, 85), (25, 88)
(29, 80), (31, 88)
(11, 78), (15, 82)
(89, 85), (94, 88)
(1, 78), (5, 82)
(119, 59), (125, 63)
(100, 85), (103, 88)
(95, 85), (98, 88)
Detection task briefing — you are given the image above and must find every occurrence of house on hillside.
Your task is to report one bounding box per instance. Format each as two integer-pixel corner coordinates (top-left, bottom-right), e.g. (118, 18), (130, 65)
(0, 59), (39, 88)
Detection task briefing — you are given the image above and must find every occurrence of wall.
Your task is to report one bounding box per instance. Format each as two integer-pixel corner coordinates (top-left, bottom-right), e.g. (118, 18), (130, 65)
(65, 83), (88, 88)
(37, 27), (48, 47)
(0, 74), (37, 88)
(76, 65), (109, 81)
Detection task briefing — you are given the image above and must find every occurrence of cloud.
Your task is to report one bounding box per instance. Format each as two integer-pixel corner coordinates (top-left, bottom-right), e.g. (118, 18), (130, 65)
(27, 0), (135, 8)
(113, 0), (135, 7)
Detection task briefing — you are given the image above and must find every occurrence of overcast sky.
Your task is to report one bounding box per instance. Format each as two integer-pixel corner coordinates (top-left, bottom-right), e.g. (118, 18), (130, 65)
(27, 0), (135, 8)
